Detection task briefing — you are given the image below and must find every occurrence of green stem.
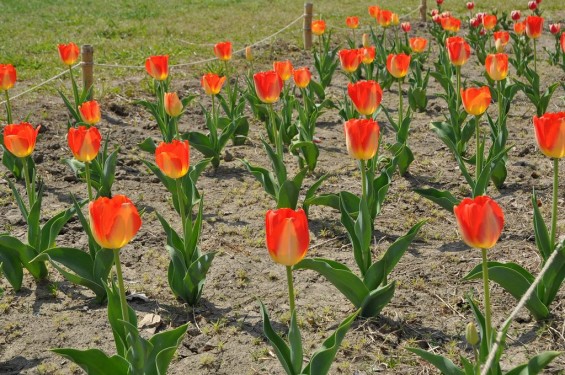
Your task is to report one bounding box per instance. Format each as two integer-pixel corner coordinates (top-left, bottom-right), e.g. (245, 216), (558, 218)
(286, 266), (295, 313)
(211, 94), (218, 145)
(456, 65), (461, 111)
(475, 114), (482, 182)
(398, 79), (403, 126)
(22, 157), (34, 208)
(360, 159), (367, 201)
(497, 80), (503, 133)
(318, 35), (323, 63)
(551, 158), (559, 249)
(84, 161), (93, 201)
(270, 104), (283, 159)
(176, 178), (187, 242)
(533, 38), (537, 74)
(69, 66), (79, 113)
(481, 247), (492, 350)
(352, 29), (356, 46)
(113, 249), (130, 325)
(4, 90), (12, 124)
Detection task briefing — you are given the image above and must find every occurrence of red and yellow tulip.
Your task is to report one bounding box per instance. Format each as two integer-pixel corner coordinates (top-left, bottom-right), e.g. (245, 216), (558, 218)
(344, 118), (380, 160)
(89, 195), (142, 250)
(265, 208), (309, 266)
(67, 126), (102, 163)
(155, 139), (190, 179)
(3, 122), (41, 158)
(454, 196), (504, 249)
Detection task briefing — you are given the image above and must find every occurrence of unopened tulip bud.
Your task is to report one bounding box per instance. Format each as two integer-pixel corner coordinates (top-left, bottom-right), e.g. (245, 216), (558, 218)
(549, 23), (561, 35)
(442, 11), (451, 18)
(433, 15), (441, 23)
(401, 22), (411, 32)
(245, 46), (253, 61)
(466, 322), (480, 346)
(391, 13), (399, 26)
(511, 10), (521, 21)
(430, 9), (439, 17)
(495, 39), (505, 52)
(536, 0), (542, 4)
(466, 2), (474, 10)
(362, 33), (370, 48)
(528, 1), (537, 10)
(480, 28), (487, 36)
(164, 92), (183, 117)
(470, 18), (480, 28)
(476, 12), (485, 22)
(436, 0), (443, 4)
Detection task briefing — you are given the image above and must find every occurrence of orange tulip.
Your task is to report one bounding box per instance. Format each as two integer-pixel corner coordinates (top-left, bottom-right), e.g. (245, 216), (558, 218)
(89, 195), (142, 250)
(368, 5), (380, 19)
(493, 31), (510, 49)
(360, 47), (376, 64)
(348, 80), (383, 116)
(339, 49), (362, 73)
(164, 92), (183, 117)
(461, 86), (491, 116)
(514, 21), (526, 35)
(214, 41), (232, 61)
(454, 196), (504, 249)
(344, 118), (380, 160)
(533, 112), (565, 159)
(245, 46), (253, 61)
(254, 71), (283, 104)
(67, 126), (102, 162)
(561, 33), (565, 52)
(311, 20), (326, 36)
(58, 42), (80, 66)
(273, 60), (293, 81)
(525, 16), (544, 39)
(3, 122), (41, 158)
(79, 100), (101, 125)
(265, 208), (309, 266)
(293, 67), (312, 88)
(441, 16), (461, 33)
(391, 13), (400, 26)
(155, 139), (190, 179)
(485, 54), (509, 81)
(377, 9), (393, 28)
(386, 54), (411, 79)
(446, 36), (471, 66)
(145, 55), (168, 81)
(201, 73), (226, 96)
(482, 14), (497, 30)
(346, 16), (359, 29)
(362, 33), (371, 48)
(409, 37), (428, 53)
(0, 64), (17, 91)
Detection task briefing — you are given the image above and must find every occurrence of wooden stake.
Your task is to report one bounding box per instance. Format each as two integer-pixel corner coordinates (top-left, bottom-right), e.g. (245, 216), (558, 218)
(81, 44), (94, 99)
(303, 3), (313, 50)
(420, 0), (427, 22)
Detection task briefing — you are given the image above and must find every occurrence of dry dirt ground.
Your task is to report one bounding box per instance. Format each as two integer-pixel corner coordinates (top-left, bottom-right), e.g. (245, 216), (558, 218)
(1, 21), (565, 375)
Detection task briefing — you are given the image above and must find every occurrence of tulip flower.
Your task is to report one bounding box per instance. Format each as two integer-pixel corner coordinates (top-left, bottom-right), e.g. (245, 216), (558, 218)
(293, 67), (312, 88)
(0, 64), (17, 91)
(58, 43), (80, 66)
(377, 9), (393, 28)
(3, 122), (41, 158)
(430, 9), (439, 17)
(164, 92), (183, 117)
(145, 55), (168, 81)
(536, 0), (542, 3)
(346, 16), (359, 29)
(311, 20), (326, 36)
(461, 87), (491, 116)
(344, 118), (380, 161)
(409, 37), (428, 53)
(511, 10), (521, 21)
(533, 112), (565, 160)
(347, 80), (383, 116)
(528, 1), (537, 11)
(454, 196), (504, 250)
(339, 49), (362, 74)
(549, 23), (561, 35)
(466, 2), (474, 10)
(245, 46), (253, 62)
(386, 54), (410, 79)
(360, 47), (376, 64)
(201, 73), (226, 96)
(526, 16), (544, 38)
(273, 60), (293, 81)
(493, 31), (510, 50)
(485, 54), (509, 81)
(446, 37), (471, 66)
(253, 71), (283, 104)
(482, 14), (497, 30)
(265, 208), (309, 267)
(368, 5), (380, 19)
(155, 139), (190, 179)
(437, 0), (444, 4)
(432, 15), (441, 24)
(401, 22), (411, 33)
(89, 195), (142, 250)
(79, 100), (101, 125)
(514, 21), (526, 35)
(391, 13), (400, 26)
(213, 41), (232, 61)
(67, 126), (102, 163)
(476, 12), (485, 22)
(470, 17), (480, 28)
(362, 33), (370, 48)
(441, 16), (461, 33)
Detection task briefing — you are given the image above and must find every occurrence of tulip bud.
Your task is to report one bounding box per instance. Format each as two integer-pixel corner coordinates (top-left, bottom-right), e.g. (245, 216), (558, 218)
(391, 13), (400, 26)
(528, 1), (537, 10)
(436, 0), (443, 4)
(549, 23), (561, 35)
(479, 28), (487, 36)
(164, 92), (183, 117)
(476, 12), (485, 22)
(536, 0), (542, 4)
(470, 18), (480, 28)
(362, 33), (370, 48)
(466, 2), (474, 10)
(433, 15), (441, 23)
(245, 46), (253, 61)
(466, 322), (480, 346)
(441, 11), (451, 18)
(401, 22), (411, 32)
(511, 10), (521, 21)
(495, 39), (504, 52)
(430, 9), (439, 17)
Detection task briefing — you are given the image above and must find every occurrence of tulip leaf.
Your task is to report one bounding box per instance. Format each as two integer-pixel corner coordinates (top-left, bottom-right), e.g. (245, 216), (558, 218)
(303, 309), (359, 375)
(414, 188), (459, 212)
(105, 281), (138, 357)
(540, 241), (565, 307)
(339, 194), (366, 274)
(371, 168), (391, 219)
(51, 348), (129, 375)
(0, 235), (46, 280)
(260, 301), (295, 375)
(0, 243), (23, 291)
(353, 198), (372, 274)
(294, 258), (369, 307)
(278, 180), (300, 210)
(39, 203), (77, 253)
(532, 191), (551, 261)
(240, 159), (277, 199)
(290, 141), (319, 171)
(139, 137), (157, 153)
(505, 351), (561, 375)
(303, 174), (327, 216)
(147, 323), (189, 375)
(407, 348), (464, 375)
(262, 139), (288, 186)
(186, 132), (216, 159)
(359, 282), (395, 317)
(184, 252), (216, 306)
(288, 310), (303, 375)
(389, 142), (414, 176)
(5, 177), (28, 220)
(99, 147), (119, 198)
(464, 262), (549, 320)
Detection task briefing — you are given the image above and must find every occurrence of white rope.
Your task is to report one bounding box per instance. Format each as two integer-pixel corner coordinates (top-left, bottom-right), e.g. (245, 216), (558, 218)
(480, 244), (563, 375)
(0, 63), (82, 106)
(92, 62), (145, 69)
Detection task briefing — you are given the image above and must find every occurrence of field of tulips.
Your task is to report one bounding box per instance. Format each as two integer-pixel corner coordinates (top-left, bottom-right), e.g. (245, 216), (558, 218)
(1, 0), (565, 374)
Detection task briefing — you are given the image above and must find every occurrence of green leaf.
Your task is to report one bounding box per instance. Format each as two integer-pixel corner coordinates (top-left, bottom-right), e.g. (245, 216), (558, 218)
(303, 309), (360, 375)
(505, 351), (561, 375)
(353, 198), (372, 274)
(240, 159), (277, 199)
(0, 243), (23, 290)
(407, 348), (464, 375)
(278, 180), (300, 210)
(148, 323), (189, 375)
(0, 235), (45, 280)
(532, 191), (551, 261)
(294, 258), (369, 307)
(303, 174), (327, 215)
(414, 188), (458, 212)
(260, 302), (295, 375)
(288, 311), (303, 374)
(51, 348), (129, 375)
(5, 177), (28, 219)
(359, 282), (396, 317)
(139, 137), (157, 153)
